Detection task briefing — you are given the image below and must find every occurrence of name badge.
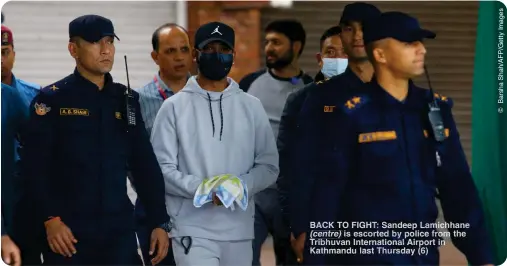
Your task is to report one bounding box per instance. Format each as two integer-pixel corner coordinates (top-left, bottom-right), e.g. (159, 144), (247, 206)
(358, 131), (397, 143)
(60, 108), (90, 116)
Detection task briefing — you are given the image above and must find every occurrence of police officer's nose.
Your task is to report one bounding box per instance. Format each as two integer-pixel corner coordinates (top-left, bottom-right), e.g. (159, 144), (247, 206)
(101, 45), (112, 55)
(416, 41), (427, 55)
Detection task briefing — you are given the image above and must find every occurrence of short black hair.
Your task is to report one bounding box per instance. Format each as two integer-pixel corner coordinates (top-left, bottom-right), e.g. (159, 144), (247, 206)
(265, 19), (306, 56)
(151, 23), (188, 51)
(319, 26), (341, 51)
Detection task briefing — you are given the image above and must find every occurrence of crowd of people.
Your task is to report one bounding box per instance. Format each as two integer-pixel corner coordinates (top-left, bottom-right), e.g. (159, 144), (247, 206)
(1, 2), (496, 266)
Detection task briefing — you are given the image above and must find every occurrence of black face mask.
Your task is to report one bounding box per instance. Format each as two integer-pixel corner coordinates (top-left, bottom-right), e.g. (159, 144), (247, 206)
(197, 52), (233, 81)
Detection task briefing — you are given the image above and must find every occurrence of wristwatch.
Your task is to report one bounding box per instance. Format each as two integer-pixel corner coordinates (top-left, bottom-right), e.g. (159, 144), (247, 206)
(157, 221), (173, 233)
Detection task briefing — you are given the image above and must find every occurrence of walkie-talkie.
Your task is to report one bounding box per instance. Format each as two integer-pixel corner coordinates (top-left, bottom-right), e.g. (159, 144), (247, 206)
(424, 65), (445, 142)
(124, 55), (136, 127)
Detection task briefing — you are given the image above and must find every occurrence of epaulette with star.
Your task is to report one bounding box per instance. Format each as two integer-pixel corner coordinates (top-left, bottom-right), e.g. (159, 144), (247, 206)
(40, 84), (60, 95)
(342, 94), (369, 114)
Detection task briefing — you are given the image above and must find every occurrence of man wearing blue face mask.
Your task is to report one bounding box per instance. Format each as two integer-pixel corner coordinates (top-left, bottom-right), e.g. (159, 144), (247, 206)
(315, 26), (348, 82)
(276, 3), (382, 264)
(150, 21), (279, 266)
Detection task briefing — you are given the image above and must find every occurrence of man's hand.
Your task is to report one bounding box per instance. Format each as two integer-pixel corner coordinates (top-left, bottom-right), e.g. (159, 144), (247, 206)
(1, 235), (21, 266)
(149, 228), (169, 265)
(45, 219), (77, 257)
(290, 232), (306, 263)
(212, 192), (223, 206)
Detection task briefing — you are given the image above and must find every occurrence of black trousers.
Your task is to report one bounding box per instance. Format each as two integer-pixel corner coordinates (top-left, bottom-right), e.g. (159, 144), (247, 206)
(12, 198), (45, 266)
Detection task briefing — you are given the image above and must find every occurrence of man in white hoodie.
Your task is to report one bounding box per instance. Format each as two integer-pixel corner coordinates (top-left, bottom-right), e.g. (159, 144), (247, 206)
(150, 21), (279, 266)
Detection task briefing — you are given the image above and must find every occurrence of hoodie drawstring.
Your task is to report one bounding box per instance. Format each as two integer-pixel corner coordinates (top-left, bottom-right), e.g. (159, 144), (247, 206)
(207, 93), (215, 137)
(206, 92), (224, 141)
(219, 94), (224, 141)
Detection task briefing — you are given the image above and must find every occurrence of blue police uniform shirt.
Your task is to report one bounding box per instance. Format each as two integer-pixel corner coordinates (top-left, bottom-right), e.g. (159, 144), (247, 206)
(6, 74), (41, 105)
(1, 75), (41, 162)
(293, 78), (494, 265)
(22, 68), (169, 235)
(1, 84), (29, 236)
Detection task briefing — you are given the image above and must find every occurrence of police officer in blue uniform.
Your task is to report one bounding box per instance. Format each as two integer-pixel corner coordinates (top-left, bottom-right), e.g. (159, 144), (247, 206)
(1, 83), (28, 266)
(1, 24), (45, 266)
(294, 11), (495, 265)
(277, 3), (381, 264)
(21, 14), (171, 265)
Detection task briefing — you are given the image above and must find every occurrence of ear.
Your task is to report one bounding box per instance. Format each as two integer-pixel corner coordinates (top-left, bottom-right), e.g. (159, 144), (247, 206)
(192, 49), (198, 63)
(373, 47), (386, 64)
(316, 52), (323, 68)
(68, 42), (78, 59)
(292, 41), (302, 56)
(151, 50), (159, 65)
(232, 50), (236, 65)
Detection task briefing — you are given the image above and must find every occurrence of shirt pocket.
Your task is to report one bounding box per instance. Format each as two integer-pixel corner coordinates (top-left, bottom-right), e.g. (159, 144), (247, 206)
(59, 117), (98, 150)
(357, 131), (400, 184)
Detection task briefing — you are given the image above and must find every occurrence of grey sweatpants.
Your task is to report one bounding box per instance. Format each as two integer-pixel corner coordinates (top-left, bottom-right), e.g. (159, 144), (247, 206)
(172, 237), (252, 266)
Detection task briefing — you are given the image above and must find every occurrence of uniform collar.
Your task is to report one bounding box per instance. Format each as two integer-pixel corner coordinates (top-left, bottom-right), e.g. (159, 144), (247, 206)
(1, 73), (18, 89)
(369, 77), (429, 110)
(343, 66), (367, 88)
(72, 67), (116, 94)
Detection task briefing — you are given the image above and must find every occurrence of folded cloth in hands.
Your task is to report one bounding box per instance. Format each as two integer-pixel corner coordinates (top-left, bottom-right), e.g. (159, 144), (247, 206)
(193, 174), (248, 211)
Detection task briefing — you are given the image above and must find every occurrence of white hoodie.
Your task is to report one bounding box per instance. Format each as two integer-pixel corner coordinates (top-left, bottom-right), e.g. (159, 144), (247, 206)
(150, 76), (279, 241)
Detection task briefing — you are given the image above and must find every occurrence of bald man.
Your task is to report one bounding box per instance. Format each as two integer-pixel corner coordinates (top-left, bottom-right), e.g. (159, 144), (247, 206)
(133, 23), (193, 266)
(136, 23), (193, 135)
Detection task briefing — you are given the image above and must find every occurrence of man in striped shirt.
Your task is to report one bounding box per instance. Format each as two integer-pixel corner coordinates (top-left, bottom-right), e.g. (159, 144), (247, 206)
(135, 23), (192, 135)
(133, 23), (193, 265)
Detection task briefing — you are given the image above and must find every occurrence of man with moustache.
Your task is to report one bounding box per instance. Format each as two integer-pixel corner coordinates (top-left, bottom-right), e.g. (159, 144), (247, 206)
(239, 19), (312, 266)
(21, 14), (171, 265)
(133, 23), (193, 266)
(294, 11), (495, 266)
(151, 21), (278, 266)
(283, 3), (381, 264)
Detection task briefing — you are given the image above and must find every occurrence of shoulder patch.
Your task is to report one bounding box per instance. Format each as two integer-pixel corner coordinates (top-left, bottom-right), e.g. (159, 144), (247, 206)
(34, 102), (51, 116)
(433, 93), (454, 108)
(342, 95), (369, 114)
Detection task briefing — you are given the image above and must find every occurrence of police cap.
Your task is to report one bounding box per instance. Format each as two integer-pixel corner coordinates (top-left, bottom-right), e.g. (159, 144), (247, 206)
(1, 25), (13, 46)
(339, 2), (381, 25)
(69, 14), (119, 43)
(194, 22), (235, 50)
(363, 11), (436, 45)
